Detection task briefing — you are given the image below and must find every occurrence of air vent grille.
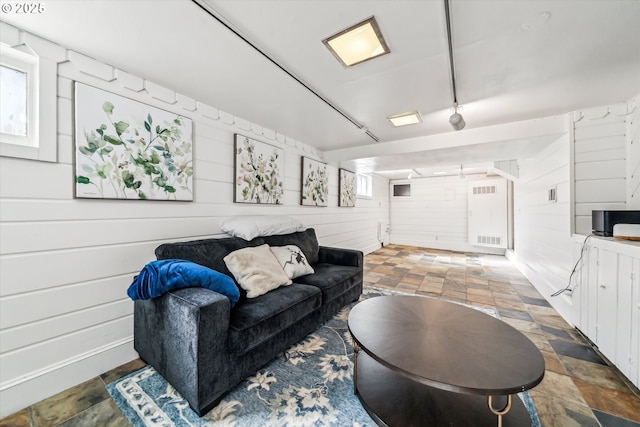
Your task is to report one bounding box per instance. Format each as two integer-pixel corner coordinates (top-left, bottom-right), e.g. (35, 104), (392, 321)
(477, 235), (502, 246)
(472, 185), (496, 195)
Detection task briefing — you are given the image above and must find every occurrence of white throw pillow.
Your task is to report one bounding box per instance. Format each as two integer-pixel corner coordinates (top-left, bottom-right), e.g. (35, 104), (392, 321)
(223, 244), (292, 298)
(270, 245), (315, 279)
(220, 216), (306, 241)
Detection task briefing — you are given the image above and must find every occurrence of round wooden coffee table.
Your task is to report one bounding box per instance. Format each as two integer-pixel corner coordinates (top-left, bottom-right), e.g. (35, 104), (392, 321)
(348, 295), (545, 427)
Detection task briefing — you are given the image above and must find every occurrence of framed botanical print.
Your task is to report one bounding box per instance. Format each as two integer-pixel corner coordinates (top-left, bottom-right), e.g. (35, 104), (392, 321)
(74, 83), (193, 201)
(234, 134), (284, 204)
(301, 157), (328, 206)
(339, 168), (356, 207)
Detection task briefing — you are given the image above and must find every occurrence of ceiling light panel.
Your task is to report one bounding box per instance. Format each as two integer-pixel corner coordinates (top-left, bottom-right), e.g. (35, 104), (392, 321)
(387, 111), (422, 127)
(323, 16), (390, 67)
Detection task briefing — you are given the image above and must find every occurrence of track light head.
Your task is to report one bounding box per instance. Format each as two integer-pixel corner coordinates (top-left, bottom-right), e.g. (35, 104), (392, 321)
(449, 103), (466, 131)
(449, 111), (466, 131)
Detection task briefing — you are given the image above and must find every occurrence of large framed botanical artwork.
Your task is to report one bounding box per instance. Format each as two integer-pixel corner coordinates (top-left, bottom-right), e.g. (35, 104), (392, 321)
(301, 157), (328, 206)
(74, 83), (193, 201)
(234, 134), (284, 204)
(339, 168), (356, 207)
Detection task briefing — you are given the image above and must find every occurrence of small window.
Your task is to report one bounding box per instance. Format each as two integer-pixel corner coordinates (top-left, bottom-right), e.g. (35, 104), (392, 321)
(393, 184), (411, 197)
(0, 42), (57, 162)
(356, 174), (372, 198)
(0, 48), (35, 148)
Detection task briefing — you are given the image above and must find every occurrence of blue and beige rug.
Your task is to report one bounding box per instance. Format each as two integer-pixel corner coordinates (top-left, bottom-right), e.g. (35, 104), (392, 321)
(107, 287), (541, 426)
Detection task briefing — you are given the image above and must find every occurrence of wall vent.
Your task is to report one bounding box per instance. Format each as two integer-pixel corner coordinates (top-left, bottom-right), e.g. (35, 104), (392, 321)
(472, 185), (496, 195)
(477, 235), (502, 246)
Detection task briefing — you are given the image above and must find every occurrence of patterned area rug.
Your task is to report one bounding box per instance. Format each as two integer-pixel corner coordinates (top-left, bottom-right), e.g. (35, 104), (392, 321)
(108, 287), (541, 426)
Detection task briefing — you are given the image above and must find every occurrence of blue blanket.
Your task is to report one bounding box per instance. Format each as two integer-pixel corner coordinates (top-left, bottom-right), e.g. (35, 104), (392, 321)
(127, 259), (240, 307)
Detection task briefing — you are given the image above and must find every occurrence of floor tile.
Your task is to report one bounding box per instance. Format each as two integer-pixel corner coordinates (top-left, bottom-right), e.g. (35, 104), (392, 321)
(531, 371), (588, 407)
(550, 340), (607, 365)
(498, 308), (533, 322)
(521, 295), (552, 307)
(56, 399), (129, 427)
(560, 356), (631, 393)
(593, 410), (640, 427)
(539, 324), (574, 341)
(100, 358), (147, 385)
(0, 409), (29, 427)
(573, 378), (640, 423)
(530, 395), (600, 427)
(29, 377), (110, 427)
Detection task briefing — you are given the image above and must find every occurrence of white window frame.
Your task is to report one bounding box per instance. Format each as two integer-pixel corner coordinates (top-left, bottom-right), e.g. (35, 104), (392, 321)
(0, 42), (57, 162)
(356, 173), (373, 199)
(1, 46), (36, 147)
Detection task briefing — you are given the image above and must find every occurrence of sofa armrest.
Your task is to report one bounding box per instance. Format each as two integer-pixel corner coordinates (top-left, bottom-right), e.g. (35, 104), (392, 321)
(134, 287), (231, 413)
(318, 246), (363, 268)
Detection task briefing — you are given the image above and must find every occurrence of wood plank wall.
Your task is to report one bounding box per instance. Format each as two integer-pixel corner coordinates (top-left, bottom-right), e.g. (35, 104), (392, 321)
(573, 104), (629, 234)
(389, 175), (505, 255)
(509, 135), (576, 323)
(627, 94), (640, 209)
(0, 24), (389, 417)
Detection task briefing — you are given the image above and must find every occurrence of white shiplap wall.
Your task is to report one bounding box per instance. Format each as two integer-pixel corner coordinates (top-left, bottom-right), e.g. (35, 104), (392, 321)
(389, 175), (505, 255)
(507, 133), (577, 324)
(627, 94), (640, 209)
(0, 24), (389, 417)
(573, 103), (629, 234)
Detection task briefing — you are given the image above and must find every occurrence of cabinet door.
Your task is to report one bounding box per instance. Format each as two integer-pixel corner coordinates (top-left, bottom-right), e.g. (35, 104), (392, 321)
(597, 249), (618, 362)
(616, 255), (633, 378)
(584, 246), (599, 340)
(633, 258), (640, 388)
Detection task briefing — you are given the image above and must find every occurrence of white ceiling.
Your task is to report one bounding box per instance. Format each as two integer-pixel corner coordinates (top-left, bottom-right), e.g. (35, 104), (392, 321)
(3, 0), (640, 179)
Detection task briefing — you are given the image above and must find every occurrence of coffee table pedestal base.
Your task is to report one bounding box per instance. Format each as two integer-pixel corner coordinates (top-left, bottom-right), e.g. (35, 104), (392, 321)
(355, 352), (534, 427)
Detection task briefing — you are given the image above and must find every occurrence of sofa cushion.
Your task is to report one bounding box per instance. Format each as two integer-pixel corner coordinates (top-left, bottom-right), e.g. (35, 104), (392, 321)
(270, 245), (315, 279)
(228, 284), (321, 355)
(155, 237), (264, 279)
(294, 263), (362, 303)
(262, 228), (319, 265)
(220, 215), (306, 241)
(223, 244), (292, 298)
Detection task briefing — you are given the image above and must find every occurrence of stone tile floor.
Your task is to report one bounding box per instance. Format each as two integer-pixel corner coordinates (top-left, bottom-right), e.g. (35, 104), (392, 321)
(2, 244), (639, 426)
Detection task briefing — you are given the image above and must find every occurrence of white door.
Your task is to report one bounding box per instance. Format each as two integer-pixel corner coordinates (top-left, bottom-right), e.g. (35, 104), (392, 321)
(468, 178), (507, 249)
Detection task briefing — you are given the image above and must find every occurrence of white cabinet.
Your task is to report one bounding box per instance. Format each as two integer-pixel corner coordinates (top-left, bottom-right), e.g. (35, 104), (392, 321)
(576, 236), (640, 389)
(596, 249), (618, 362)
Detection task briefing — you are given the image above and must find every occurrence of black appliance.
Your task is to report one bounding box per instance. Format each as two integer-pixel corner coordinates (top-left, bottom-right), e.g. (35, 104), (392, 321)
(592, 210), (640, 237)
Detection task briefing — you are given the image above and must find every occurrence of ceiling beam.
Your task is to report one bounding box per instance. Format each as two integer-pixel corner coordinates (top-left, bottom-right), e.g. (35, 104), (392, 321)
(324, 114), (569, 163)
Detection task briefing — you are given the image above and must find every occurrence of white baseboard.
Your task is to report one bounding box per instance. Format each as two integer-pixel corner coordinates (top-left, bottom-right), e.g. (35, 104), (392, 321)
(390, 239), (506, 255)
(0, 337), (138, 418)
(505, 249), (577, 326)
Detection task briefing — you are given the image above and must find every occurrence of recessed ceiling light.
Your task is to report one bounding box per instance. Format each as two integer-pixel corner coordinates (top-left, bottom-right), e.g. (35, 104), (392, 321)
(387, 111), (422, 127)
(433, 171), (447, 175)
(323, 16), (390, 67)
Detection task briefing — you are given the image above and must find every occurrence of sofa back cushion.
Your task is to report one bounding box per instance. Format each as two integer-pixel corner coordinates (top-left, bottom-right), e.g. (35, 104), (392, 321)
(262, 228), (319, 265)
(155, 236), (264, 279)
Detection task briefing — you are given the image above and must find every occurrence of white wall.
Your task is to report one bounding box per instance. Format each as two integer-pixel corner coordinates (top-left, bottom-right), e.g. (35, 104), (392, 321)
(389, 175), (505, 255)
(627, 93), (640, 209)
(0, 23), (389, 417)
(573, 103), (630, 234)
(507, 132), (576, 323)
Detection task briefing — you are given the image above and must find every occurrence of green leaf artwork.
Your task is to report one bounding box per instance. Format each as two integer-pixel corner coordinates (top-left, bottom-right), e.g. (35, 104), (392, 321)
(301, 157), (329, 207)
(234, 135), (284, 204)
(74, 83), (193, 201)
(339, 169), (356, 207)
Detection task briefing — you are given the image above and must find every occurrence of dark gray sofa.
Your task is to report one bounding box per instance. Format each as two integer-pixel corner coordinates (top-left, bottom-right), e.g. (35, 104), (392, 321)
(133, 228), (363, 416)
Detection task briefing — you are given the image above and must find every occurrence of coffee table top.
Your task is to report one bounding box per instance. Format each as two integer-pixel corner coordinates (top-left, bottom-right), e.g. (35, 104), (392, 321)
(348, 295), (545, 395)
